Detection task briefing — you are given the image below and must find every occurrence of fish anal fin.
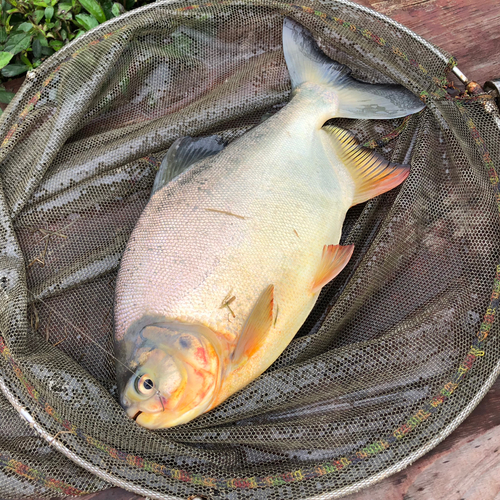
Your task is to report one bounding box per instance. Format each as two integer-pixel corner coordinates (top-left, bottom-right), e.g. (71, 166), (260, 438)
(324, 126), (410, 206)
(151, 135), (226, 196)
(231, 285), (274, 367)
(312, 244), (354, 294)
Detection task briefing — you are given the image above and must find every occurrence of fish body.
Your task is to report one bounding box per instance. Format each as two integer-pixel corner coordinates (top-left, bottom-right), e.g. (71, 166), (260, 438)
(114, 18), (424, 428)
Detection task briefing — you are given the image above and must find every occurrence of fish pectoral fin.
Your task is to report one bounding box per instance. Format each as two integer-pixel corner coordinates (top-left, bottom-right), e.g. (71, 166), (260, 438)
(312, 244), (354, 294)
(324, 126), (410, 206)
(151, 135), (226, 196)
(231, 284), (274, 367)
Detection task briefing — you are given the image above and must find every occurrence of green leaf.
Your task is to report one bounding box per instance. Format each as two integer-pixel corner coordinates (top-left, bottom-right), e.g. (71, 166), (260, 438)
(75, 13), (98, 30)
(78, 0), (105, 23)
(33, 0), (48, 6)
(57, 2), (73, 19)
(1, 62), (29, 77)
(100, 0), (111, 19)
(111, 2), (122, 16)
(17, 22), (33, 32)
(0, 51), (13, 69)
(74, 29), (85, 38)
(9, 25), (26, 36)
(0, 27), (6, 43)
(34, 9), (45, 23)
(35, 32), (48, 46)
(4, 32), (31, 54)
(33, 58), (42, 67)
(40, 45), (54, 56)
(32, 38), (42, 58)
(19, 53), (32, 67)
(0, 85), (15, 104)
(45, 5), (54, 20)
(49, 39), (63, 50)
(125, 0), (134, 10)
(4, 14), (13, 31)
(51, 0), (57, 5)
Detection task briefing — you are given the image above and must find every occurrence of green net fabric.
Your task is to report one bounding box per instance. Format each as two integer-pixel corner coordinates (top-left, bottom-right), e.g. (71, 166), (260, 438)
(0, 0), (499, 498)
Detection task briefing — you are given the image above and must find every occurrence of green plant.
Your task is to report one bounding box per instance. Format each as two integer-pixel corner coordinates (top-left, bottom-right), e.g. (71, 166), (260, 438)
(0, 0), (152, 89)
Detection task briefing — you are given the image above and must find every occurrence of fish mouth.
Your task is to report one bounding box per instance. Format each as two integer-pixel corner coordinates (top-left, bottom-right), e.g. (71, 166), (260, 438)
(132, 410), (143, 421)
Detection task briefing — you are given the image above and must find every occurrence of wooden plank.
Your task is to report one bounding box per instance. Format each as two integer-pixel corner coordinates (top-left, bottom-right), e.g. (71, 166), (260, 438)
(353, 0), (500, 84)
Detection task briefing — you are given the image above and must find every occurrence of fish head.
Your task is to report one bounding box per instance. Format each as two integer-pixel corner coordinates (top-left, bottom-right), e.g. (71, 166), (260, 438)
(117, 321), (222, 429)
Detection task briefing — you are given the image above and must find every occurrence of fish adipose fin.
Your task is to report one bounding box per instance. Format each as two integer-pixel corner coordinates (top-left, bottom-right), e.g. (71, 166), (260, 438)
(324, 126), (410, 206)
(312, 244), (354, 294)
(231, 284), (274, 367)
(282, 17), (425, 119)
(151, 135), (226, 196)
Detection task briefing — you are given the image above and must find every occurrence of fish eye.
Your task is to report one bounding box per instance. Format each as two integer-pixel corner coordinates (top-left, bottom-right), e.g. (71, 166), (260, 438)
(134, 374), (155, 395)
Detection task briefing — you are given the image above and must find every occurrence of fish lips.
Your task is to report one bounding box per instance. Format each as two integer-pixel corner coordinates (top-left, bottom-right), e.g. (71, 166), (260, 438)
(132, 399), (212, 429)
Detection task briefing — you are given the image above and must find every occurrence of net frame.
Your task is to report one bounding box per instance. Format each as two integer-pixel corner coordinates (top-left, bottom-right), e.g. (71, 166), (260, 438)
(0, 0), (499, 498)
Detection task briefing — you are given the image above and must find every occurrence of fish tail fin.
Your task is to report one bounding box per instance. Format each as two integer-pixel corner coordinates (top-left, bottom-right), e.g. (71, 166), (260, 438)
(324, 126), (410, 205)
(282, 17), (351, 92)
(282, 18), (425, 119)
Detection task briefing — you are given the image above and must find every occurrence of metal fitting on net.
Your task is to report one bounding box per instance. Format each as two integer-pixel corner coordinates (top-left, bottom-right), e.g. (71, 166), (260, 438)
(484, 79), (500, 109)
(466, 81), (484, 95)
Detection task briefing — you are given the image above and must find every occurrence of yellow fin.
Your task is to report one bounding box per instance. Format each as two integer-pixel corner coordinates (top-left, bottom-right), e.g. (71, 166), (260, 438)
(324, 126), (410, 206)
(231, 285), (274, 367)
(312, 244), (354, 294)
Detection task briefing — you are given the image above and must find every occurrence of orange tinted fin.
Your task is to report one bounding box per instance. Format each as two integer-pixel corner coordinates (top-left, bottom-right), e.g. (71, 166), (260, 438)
(312, 244), (354, 294)
(231, 285), (274, 367)
(324, 126), (410, 206)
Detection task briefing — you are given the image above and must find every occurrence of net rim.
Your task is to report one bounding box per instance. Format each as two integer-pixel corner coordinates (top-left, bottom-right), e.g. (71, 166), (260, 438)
(0, 0), (498, 498)
(2, 351), (499, 499)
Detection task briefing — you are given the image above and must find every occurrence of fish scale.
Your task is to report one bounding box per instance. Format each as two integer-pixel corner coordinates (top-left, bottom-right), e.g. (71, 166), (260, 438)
(114, 17), (425, 428)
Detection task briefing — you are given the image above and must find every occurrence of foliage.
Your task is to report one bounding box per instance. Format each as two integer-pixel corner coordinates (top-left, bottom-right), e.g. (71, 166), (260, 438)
(0, 0), (155, 96)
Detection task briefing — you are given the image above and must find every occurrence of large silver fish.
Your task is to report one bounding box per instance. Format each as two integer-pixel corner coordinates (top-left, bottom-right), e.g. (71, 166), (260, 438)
(114, 18), (424, 429)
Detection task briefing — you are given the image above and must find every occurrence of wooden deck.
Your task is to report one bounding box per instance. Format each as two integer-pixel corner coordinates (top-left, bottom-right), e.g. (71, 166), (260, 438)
(356, 0), (500, 85)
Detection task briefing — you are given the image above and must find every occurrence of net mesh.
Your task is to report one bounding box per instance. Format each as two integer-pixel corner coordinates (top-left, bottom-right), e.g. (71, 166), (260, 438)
(0, 0), (499, 498)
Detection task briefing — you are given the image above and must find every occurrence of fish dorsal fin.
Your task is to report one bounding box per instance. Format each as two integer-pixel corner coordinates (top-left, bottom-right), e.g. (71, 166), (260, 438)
(324, 126), (410, 206)
(312, 244), (354, 294)
(151, 135), (226, 196)
(282, 17), (425, 119)
(231, 285), (274, 367)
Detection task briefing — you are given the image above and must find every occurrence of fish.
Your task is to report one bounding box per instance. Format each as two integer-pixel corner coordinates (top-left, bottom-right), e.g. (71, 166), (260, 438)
(114, 17), (425, 429)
